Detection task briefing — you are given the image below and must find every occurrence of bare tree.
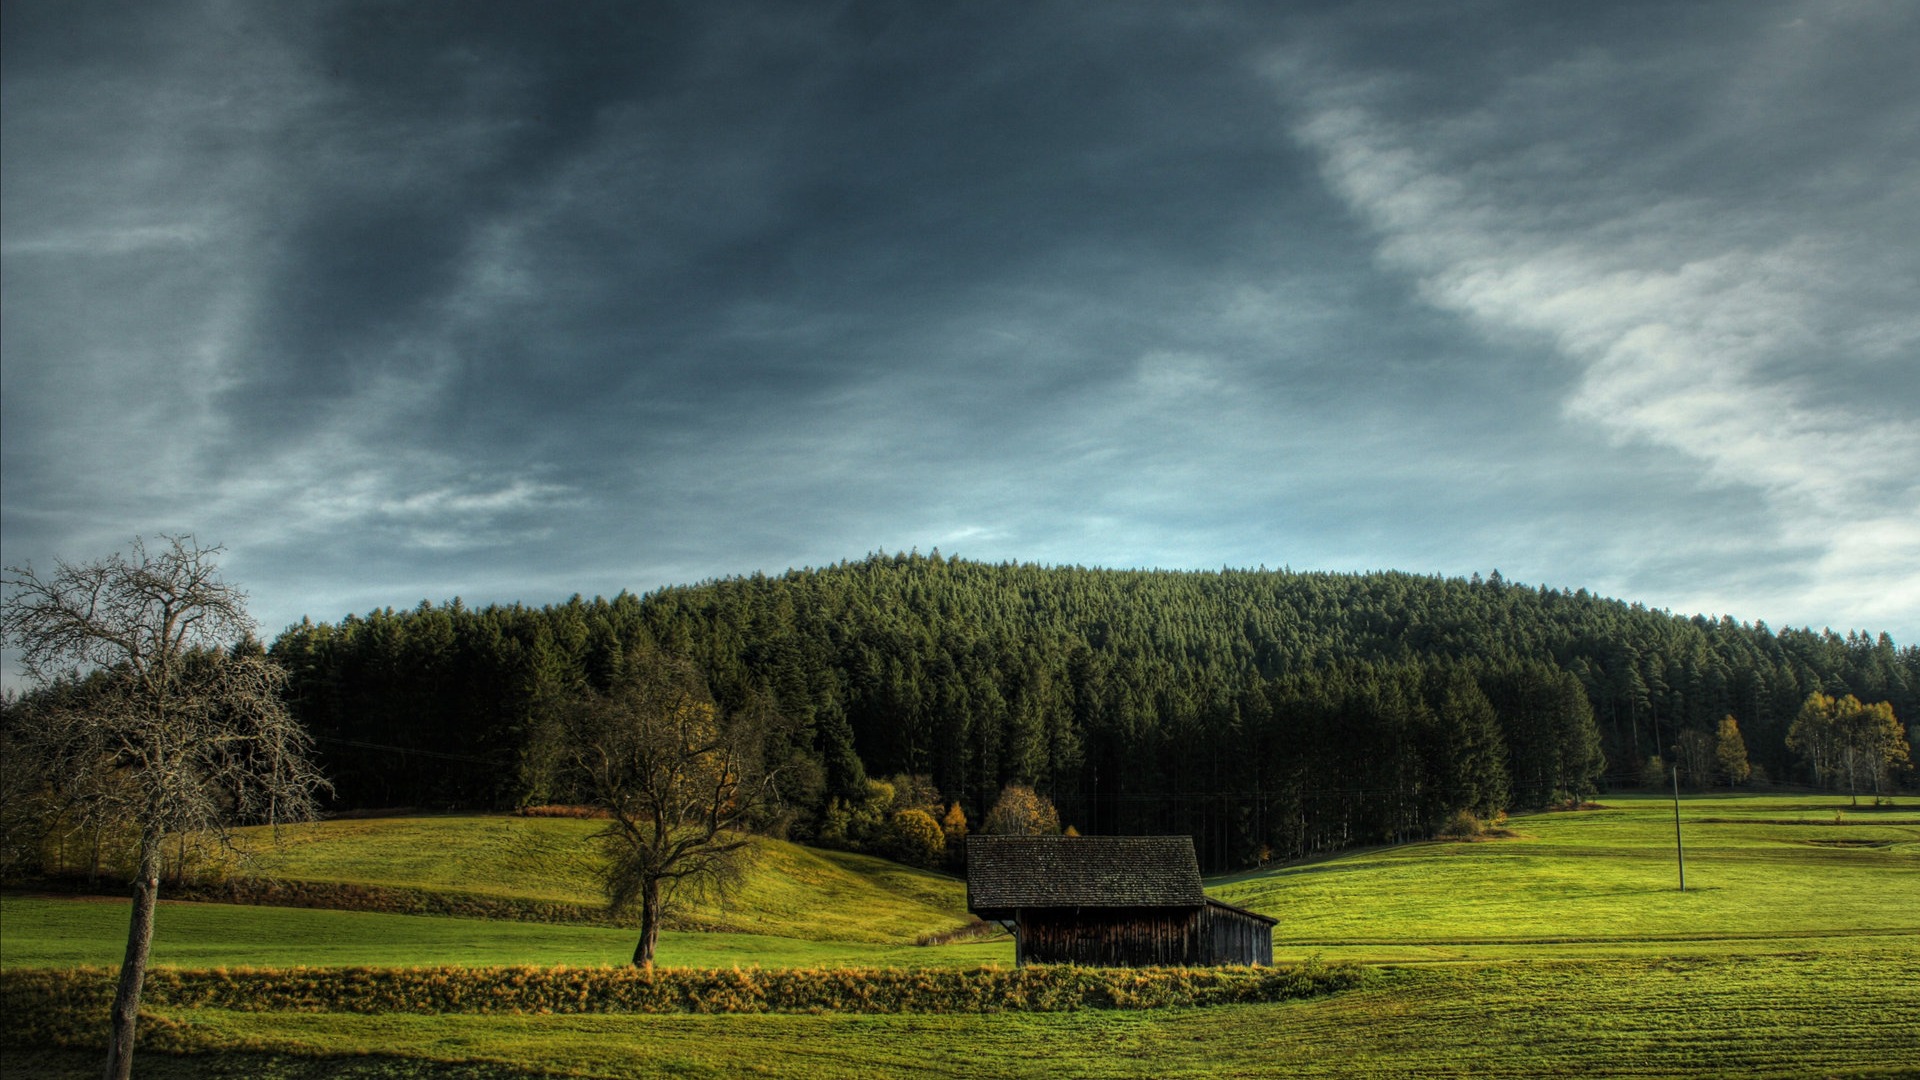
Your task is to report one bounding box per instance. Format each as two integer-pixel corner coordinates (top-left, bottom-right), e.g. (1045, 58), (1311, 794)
(1, 536), (327, 1080)
(562, 644), (780, 968)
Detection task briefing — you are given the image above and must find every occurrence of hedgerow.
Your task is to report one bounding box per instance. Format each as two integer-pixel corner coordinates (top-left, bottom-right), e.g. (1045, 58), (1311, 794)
(2, 961), (1367, 1038)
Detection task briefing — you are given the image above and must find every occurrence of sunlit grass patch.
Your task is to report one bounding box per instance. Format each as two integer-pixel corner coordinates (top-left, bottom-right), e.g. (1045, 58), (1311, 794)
(224, 815), (970, 943)
(1214, 793), (1920, 962)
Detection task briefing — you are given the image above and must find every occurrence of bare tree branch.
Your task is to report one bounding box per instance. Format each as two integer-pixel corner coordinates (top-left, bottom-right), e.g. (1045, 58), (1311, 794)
(559, 643), (783, 968)
(2, 536), (328, 1080)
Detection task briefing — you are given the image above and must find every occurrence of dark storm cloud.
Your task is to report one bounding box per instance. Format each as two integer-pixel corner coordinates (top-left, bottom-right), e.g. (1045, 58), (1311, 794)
(4, 0), (1915, 660)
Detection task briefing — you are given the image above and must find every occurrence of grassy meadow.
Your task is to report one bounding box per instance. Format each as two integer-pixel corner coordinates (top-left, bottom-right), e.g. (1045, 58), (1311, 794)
(1221, 793), (1920, 963)
(220, 815), (975, 944)
(0, 896), (1010, 971)
(4, 792), (1917, 1077)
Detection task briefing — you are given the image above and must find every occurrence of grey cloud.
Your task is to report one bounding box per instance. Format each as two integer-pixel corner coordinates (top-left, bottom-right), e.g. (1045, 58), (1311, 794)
(5, 0), (1915, 659)
(1276, 1), (1920, 631)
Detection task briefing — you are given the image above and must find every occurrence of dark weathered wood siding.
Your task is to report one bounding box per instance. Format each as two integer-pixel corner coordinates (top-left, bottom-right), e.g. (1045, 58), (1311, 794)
(1014, 907), (1204, 967)
(1200, 901), (1274, 966)
(1010, 903), (1272, 967)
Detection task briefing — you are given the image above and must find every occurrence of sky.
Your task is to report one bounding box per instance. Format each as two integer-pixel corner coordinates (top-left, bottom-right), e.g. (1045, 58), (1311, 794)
(4, 0), (1917, 660)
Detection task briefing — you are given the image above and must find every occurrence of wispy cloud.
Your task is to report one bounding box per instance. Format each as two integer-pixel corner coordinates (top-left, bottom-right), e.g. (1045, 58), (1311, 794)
(1277, 13), (1920, 630)
(1, 223), (211, 256)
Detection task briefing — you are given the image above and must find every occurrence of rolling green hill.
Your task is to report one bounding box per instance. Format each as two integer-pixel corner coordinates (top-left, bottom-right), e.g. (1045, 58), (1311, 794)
(221, 814), (976, 945)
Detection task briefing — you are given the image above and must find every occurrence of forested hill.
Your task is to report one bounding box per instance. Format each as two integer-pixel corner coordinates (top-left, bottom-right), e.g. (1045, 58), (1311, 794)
(270, 554), (1917, 870)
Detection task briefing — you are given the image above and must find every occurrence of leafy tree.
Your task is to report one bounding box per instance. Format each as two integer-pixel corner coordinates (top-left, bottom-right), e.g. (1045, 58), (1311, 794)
(1787, 692), (1839, 787)
(940, 801), (969, 869)
(1784, 693), (1909, 802)
(1715, 716), (1751, 787)
(888, 808), (945, 868)
(1638, 755), (1668, 789)
(813, 779), (903, 851)
(1, 537), (326, 1080)
(982, 784), (1060, 835)
(560, 644), (779, 968)
(885, 773), (945, 816)
(1834, 697), (1909, 804)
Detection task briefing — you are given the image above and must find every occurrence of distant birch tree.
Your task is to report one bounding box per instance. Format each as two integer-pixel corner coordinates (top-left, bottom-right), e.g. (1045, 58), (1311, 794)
(1787, 692), (1839, 788)
(1787, 692), (1910, 802)
(1835, 697), (1909, 804)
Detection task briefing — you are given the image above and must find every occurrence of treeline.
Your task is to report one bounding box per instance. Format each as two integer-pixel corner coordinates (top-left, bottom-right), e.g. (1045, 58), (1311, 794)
(267, 554), (1917, 870)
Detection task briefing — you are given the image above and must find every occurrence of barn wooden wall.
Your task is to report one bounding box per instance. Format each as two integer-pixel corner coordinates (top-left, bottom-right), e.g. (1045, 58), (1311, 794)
(1014, 906), (1273, 967)
(1017, 908), (1201, 967)
(1200, 904), (1274, 966)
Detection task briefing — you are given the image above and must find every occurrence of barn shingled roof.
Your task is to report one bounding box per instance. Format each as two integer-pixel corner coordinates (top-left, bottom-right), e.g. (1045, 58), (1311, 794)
(966, 835), (1206, 911)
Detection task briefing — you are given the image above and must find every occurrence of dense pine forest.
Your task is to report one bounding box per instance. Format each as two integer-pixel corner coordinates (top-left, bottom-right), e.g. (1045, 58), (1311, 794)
(268, 554), (1917, 871)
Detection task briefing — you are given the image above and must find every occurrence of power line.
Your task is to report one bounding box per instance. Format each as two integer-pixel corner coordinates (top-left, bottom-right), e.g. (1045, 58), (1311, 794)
(313, 736), (500, 766)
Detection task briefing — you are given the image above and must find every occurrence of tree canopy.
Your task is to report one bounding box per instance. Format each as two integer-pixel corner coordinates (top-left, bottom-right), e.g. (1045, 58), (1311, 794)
(260, 554), (1914, 869)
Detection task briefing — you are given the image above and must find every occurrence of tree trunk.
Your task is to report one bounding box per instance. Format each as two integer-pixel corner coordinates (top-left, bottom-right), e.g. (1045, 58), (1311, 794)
(631, 876), (662, 969)
(104, 827), (162, 1080)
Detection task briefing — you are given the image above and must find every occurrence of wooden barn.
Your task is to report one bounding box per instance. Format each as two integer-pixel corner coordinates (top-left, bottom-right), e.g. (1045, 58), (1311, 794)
(966, 835), (1276, 967)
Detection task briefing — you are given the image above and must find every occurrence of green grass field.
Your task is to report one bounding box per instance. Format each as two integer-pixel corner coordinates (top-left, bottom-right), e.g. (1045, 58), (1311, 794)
(0, 896), (1011, 971)
(108, 951), (1920, 1078)
(222, 816), (974, 943)
(5, 793), (1917, 1077)
(1219, 793), (1920, 963)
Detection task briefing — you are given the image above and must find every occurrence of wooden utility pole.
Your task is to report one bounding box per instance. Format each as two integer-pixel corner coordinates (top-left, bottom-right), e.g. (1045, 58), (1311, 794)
(1672, 763), (1686, 892)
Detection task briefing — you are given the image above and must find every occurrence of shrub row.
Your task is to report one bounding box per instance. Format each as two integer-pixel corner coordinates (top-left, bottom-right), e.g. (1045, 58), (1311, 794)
(512, 804), (611, 819)
(4, 961), (1367, 1028)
